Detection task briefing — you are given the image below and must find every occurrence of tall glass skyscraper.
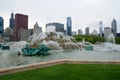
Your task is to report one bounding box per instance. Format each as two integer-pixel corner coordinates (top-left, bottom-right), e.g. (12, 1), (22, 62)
(0, 17), (4, 34)
(9, 13), (15, 29)
(99, 21), (103, 37)
(111, 19), (117, 36)
(66, 17), (72, 36)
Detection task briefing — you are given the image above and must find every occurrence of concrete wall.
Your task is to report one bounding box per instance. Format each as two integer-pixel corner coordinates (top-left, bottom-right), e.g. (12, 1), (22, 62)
(0, 59), (120, 75)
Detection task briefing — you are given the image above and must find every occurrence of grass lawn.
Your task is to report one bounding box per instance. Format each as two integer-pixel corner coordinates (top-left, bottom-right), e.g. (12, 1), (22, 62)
(0, 64), (120, 80)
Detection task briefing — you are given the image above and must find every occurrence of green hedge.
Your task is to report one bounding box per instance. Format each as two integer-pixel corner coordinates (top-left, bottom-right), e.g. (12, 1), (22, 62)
(73, 35), (105, 44)
(115, 37), (120, 44)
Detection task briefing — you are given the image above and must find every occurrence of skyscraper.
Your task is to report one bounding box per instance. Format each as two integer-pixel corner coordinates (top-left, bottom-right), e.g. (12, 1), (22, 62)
(99, 21), (103, 37)
(111, 19), (117, 36)
(91, 29), (98, 36)
(78, 29), (83, 35)
(104, 27), (112, 39)
(46, 22), (64, 33)
(66, 17), (72, 36)
(9, 12), (15, 29)
(15, 13), (28, 41)
(85, 27), (89, 36)
(0, 17), (4, 35)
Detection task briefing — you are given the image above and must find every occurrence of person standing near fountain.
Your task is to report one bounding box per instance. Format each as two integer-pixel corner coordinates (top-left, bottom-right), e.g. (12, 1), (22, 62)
(18, 51), (21, 56)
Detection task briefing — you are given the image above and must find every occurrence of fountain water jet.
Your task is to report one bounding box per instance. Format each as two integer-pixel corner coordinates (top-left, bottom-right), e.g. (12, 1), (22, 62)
(107, 34), (115, 44)
(28, 32), (80, 50)
(0, 31), (120, 68)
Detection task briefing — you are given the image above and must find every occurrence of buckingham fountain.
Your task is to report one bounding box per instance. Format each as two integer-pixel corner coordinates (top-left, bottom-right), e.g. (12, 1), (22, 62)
(22, 31), (81, 55)
(0, 32), (120, 68)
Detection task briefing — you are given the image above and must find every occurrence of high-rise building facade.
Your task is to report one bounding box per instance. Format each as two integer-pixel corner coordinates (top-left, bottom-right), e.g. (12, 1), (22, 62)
(99, 21), (103, 37)
(9, 13), (15, 29)
(18, 28), (33, 41)
(91, 29), (98, 36)
(0, 17), (4, 35)
(111, 19), (117, 36)
(66, 17), (72, 36)
(72, 31), (76, 36)
(78, 29), (83, 35)
(34, 22), (42, 34)
(85, 27), (89, 36)
(5, 27), (13, 35)
(15, 13), (28, 41)
(104, 27), (112, 39)
(46, 22), (64, 33)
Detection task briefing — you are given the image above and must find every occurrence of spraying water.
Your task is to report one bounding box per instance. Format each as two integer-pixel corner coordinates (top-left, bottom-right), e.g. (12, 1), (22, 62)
(108, 34), (116, 44)
(0, 32), (120, 68)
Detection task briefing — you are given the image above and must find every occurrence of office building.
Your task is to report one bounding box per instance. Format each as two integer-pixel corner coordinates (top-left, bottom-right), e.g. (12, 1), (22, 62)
(104, 27), (112, 39)
(99, 21), (104, 37)
(0, 17), (4, 35)
(91, 29), (98, 36)
(72, 31), (76, 36)
(111, 19), (117, 36)
(9, 12), (15, 29)
(14, 13), (28, 40)
(85, 27), (89, 36)
(66, 17), (72, 36)
(5, 27), (13, 36)
(34, 22), (42, 34)
(78, 29), (83, 35)
(46, 22), (64, 33)
(18, 28), (33, 41)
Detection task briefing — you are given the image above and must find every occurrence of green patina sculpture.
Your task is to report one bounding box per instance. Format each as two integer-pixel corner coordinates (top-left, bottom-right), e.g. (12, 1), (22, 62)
(84, 46), (94, 50)
(22, 44), (51, 56)
(0, 43), (10, 50)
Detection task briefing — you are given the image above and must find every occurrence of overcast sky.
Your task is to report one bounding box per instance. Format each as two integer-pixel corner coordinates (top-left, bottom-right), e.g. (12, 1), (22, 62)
(0, 0), (120, 33)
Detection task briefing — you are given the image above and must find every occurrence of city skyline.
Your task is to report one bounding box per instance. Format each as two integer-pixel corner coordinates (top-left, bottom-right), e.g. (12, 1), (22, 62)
(1, 0), (120, 33)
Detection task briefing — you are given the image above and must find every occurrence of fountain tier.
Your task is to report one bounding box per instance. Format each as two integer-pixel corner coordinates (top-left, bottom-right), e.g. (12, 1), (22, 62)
(28, 32), (80, 50)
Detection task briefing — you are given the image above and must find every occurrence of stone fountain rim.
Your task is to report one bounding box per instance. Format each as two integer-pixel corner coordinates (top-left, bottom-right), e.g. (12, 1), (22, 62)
(0, 59), (120, 75)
